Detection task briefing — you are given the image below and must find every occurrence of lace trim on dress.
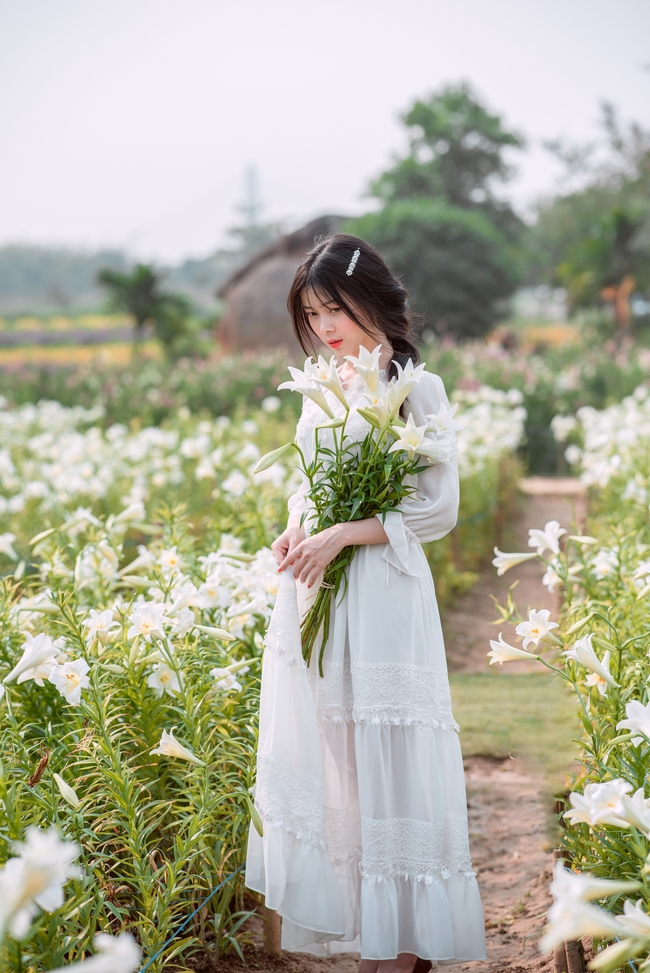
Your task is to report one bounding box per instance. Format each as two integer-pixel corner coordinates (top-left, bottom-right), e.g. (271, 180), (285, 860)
(325, 801), (363, 866)
(310, 660), (460, 729)
(360, 813), (475, 884)
(254, 745), (327, 849)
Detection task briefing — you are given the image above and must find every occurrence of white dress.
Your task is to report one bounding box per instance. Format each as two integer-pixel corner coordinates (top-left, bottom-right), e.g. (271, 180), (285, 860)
(245, 369), (486, 962)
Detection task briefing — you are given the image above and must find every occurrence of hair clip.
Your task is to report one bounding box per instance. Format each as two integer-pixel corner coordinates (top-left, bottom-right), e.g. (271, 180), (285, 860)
(346, 248), (360, 276)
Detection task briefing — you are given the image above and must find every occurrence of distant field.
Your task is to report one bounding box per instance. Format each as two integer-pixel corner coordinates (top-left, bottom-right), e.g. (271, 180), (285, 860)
(0, 312), (132, 332)
(0, 339), (161, 366)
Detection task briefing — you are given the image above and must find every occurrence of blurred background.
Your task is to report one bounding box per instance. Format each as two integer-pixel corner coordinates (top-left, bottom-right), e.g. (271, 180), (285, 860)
(1, 0), (649, 475)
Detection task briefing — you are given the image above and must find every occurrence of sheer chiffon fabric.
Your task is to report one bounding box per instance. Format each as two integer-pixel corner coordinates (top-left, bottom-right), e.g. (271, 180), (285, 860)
(246, 371), (486, 961)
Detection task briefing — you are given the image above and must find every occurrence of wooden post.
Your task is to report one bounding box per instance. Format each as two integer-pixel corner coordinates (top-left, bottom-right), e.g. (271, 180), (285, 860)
(262, 905), (282, 956)
(565, 939), (585, 973)
(553, 941), (568, 973)
(553, 849), (585, 973)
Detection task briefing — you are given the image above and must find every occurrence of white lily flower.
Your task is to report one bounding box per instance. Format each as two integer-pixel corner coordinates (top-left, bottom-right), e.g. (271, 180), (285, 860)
(388, 359), (428, 413)
(261, 395), (281, 413)
(542, 558), (563, 592)
(344, 344), (383, 392)
(425, 401), (464, 437)
(616, 899), (650, 937)
(48, 659), (91, 706)
(491, 547), (538, 576)
(515, 608), (559, 647)
(585, 650), (615, 695)
(151, 728), (204, 765)
(0, 826), (81, 940)
(620, 789), (650, 836)
(592, 547), (619, 579)
(564, 634), (619, 688)
(528, 520), (567, 555)
(540, 862), (638, 952)
(83, 608), (119, 643)
(307, 354), (350, 409)
(278, 358), (340, 416)
(617, 699), (650, 745)
(4, 633), (58, 685)
(15, 635), (67, 686)
(210, 667), (243, 692)
(389, 414), (453, 463)
(199, 575), (231, 609)
(53, 773), (82, 810)
(47, 932), (141, 973)
(121, 544), (156, 575)
(564, 779), (632, 827)
(158, 546), (185, 575)
(146, 662), (181, 697)
(0, 532), (18, 560)
(169, 606), (195, 637)
(358, 383), (393, 427)
(112, 501), (145, 525)
(487, 632), (539, 665)
(168, 580), (201, 615)
(127, 602), (168, 641)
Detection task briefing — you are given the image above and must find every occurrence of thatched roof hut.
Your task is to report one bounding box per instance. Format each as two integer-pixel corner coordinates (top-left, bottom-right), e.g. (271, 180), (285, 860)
(216, 215), (345, 351)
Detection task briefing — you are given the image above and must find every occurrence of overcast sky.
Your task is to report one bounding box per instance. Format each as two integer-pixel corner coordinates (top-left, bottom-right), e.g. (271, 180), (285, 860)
(1, 0), (649, 263)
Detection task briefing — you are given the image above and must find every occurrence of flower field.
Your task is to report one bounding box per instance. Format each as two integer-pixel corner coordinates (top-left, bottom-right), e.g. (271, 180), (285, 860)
(490, 384), (650, 969)
(0, 376), (526, 970)
(2, 330), (649, 474)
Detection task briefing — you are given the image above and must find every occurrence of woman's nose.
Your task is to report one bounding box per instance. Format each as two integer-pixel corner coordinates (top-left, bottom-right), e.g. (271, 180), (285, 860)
(319, 316), (334, 334)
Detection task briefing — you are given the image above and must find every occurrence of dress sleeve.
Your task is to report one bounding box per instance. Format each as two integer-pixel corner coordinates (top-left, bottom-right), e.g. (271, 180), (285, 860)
(377, 371), (460, 578)
(286, 397), (314, 530)
(287, 468), (311, 529)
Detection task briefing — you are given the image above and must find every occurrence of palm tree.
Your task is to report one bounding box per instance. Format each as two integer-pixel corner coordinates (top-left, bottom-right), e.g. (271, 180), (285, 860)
(97, 264), (191, 357)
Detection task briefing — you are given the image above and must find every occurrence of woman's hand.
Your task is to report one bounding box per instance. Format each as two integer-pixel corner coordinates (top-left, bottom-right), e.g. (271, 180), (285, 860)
(271, 526), (306, 567)
(278, 525), (348, 588)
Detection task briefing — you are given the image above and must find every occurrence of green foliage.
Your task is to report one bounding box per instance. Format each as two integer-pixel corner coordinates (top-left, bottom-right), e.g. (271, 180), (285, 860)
(348, 199), (518, 339)
(0, 351), (300, 427)
(349, 83), (525, 339)
(368, 82), (524, 239)
(0, 509), (268, 970)
(526, 104), (650, 318)
(557, 205), (650, 312)
(425, 452), (523, 601)
(97, 264), (193, 358)
(490, 434), (650, 957)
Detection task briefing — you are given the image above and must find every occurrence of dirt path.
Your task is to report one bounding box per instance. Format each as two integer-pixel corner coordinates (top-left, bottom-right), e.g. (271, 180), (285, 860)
(444, 478), (586, 675)
(441, 478), (586, 971)
(195, 480), (586, 973)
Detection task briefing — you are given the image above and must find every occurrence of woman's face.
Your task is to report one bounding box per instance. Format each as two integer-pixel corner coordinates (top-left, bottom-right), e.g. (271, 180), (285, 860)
(302, 289), (385, 360)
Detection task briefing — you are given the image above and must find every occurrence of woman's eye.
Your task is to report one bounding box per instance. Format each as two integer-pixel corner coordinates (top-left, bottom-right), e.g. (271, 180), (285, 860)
(329, 307), (340, 314)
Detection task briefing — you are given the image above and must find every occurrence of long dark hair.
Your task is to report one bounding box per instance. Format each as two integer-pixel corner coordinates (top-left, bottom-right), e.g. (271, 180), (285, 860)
(287, 233), (419, 381)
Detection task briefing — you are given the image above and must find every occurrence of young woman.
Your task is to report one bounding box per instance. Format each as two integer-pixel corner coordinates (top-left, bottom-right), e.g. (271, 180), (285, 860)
(245, 235), (485, 971)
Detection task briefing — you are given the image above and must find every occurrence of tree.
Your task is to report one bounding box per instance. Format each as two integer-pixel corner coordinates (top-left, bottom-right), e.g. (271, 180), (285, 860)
(349, 200), (518, 339)
(526, 104), (650, 328)
(97, 264), (192, 358)
(369, 82), (524, 240)
(350, 83), (524, 338)
(557, 205), (650, 328)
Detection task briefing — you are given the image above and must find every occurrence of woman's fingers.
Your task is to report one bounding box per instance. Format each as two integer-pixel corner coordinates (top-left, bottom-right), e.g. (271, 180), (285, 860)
(278, 541), (305, 573)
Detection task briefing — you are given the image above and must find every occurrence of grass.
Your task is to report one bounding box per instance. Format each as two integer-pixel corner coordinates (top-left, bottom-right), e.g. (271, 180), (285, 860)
(449, 671), (580, 791)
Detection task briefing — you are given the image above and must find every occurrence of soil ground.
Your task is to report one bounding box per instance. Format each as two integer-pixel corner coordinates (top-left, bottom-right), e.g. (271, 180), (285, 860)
(183, 479), (588, 973)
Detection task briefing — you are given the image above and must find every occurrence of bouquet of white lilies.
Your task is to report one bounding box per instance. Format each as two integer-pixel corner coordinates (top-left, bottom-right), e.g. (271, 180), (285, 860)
(255, 346), (459, 673)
